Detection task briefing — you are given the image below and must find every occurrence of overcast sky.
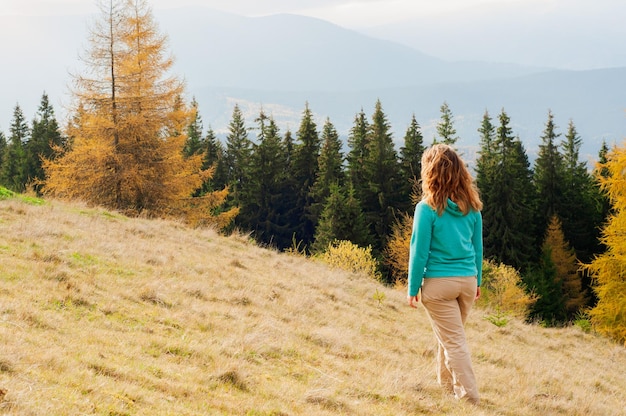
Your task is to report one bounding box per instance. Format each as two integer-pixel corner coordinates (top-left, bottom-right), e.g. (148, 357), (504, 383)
(0, 0), (594, 28)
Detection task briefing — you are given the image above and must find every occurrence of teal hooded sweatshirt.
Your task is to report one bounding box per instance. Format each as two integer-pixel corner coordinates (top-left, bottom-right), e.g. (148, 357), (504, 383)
(407, 199), (483, 297)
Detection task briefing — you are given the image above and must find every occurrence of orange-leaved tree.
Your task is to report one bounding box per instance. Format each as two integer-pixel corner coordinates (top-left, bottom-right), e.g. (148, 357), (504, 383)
(543, 215), (586, 318)
(585, 142), (626, 345)
(43, 0), (237, 229)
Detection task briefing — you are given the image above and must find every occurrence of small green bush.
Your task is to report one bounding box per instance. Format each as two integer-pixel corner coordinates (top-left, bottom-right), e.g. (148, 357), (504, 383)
(573, 311), (592, 333)
(0, 187), (15, 199)
(0, 186), (45, 205)
(372, 289), (386, 307)
(485, 310), (510, 327)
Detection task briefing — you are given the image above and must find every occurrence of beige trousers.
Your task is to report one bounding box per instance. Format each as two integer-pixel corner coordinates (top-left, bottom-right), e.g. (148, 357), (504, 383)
(421, 276), (479, 404)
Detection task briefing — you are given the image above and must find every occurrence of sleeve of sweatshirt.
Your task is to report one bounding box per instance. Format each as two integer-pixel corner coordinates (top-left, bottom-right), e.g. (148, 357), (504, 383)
(473, 211), (483, 286)
(408, 202), (433, 297)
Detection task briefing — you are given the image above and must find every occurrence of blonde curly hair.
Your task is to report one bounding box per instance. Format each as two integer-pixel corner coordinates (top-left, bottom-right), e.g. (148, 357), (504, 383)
(420, 144), (482, 215)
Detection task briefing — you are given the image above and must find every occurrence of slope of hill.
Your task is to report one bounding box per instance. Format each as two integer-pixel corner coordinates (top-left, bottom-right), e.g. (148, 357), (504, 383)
(0, 195), (624, 415)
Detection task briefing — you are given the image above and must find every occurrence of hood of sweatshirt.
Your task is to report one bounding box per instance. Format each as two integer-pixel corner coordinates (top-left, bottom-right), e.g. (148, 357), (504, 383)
(445, 198), (465, 217)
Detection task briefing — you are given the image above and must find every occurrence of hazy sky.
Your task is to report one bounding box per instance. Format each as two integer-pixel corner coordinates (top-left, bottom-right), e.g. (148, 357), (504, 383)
(0, 0), (573, 28)
(0, 0), (623, 147)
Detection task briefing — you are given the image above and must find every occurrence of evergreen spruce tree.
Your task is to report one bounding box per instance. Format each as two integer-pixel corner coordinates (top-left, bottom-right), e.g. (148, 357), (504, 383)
(280, 129), (300, 246)
(475, 111), (497, 256)
(475, 110), (496, 203)
(200, 126), (227, 192)
(183, 97), (204, 157)
(559, 120), (603, 261)
(513, 138), (538, 267)
(399, 114), (425, 210)
(361, 99), (403, 253)
(594, 140), (612, 247)
(533, 111), (564, 245)
(26, 93), (64, 194)
(309, 118), (345, 224)
(526, 244), (566, 324)
(242, 112), (293, 248)
(290, 103), (320, 248)
(283, 129), (295, 170)
(1, 104), (29, 192)
(224, 104), (252, 208)
(346, 109), (370, 205)
(482, 109), (535, 270)
(311, 183), (372, 253)
(435, 101), (459, 145)
(0, 131), (7, 175)
(596, 140), (610, 179)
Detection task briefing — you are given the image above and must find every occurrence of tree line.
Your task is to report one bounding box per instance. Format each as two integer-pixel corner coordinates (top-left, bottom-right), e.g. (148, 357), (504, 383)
(0, 0), (622, 341)
(0, 90), (610, 326)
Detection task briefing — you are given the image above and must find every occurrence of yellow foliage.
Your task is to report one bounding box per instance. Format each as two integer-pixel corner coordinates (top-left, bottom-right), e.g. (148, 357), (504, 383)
(41, 0), (234, 230)
(173, 187), (239, 231)
(384, 212), (412, 285)
(586, 254), (626, 346)
(316, 240), (381, 281)
(544, 215), (586, 315)
(477, 260), (537, 319)
(585, 142), (626, 345)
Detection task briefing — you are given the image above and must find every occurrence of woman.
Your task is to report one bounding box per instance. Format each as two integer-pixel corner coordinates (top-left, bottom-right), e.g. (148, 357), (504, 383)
(407, 144), (483, 405)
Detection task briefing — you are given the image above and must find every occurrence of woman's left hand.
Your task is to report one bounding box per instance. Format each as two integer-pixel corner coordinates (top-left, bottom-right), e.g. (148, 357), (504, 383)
(475, 287), (481, 300)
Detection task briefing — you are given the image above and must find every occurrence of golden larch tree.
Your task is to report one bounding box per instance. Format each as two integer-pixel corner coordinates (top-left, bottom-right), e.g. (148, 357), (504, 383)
(585, 143), (626, 345)
(543, 215), (586, 317)
(43, 0), (236, 228)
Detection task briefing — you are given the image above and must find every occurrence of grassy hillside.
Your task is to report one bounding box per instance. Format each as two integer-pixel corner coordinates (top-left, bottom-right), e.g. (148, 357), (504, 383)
(0, 195), (624, 415)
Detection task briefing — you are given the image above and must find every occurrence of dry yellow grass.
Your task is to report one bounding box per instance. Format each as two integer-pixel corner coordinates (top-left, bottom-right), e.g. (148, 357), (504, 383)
(0, 196), (624, 416)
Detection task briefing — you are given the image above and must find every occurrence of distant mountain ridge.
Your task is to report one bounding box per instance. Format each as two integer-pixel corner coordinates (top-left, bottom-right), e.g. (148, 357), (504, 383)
(0, 6), (623, 161)
(158, 7), (548, 91)
(362, 0), (626, 71)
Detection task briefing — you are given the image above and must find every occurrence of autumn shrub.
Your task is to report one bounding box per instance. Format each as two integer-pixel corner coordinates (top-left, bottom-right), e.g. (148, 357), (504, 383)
(384, 212), (412, 286)
(477, 259), (537, 319)
(316, 240), (381, 281)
